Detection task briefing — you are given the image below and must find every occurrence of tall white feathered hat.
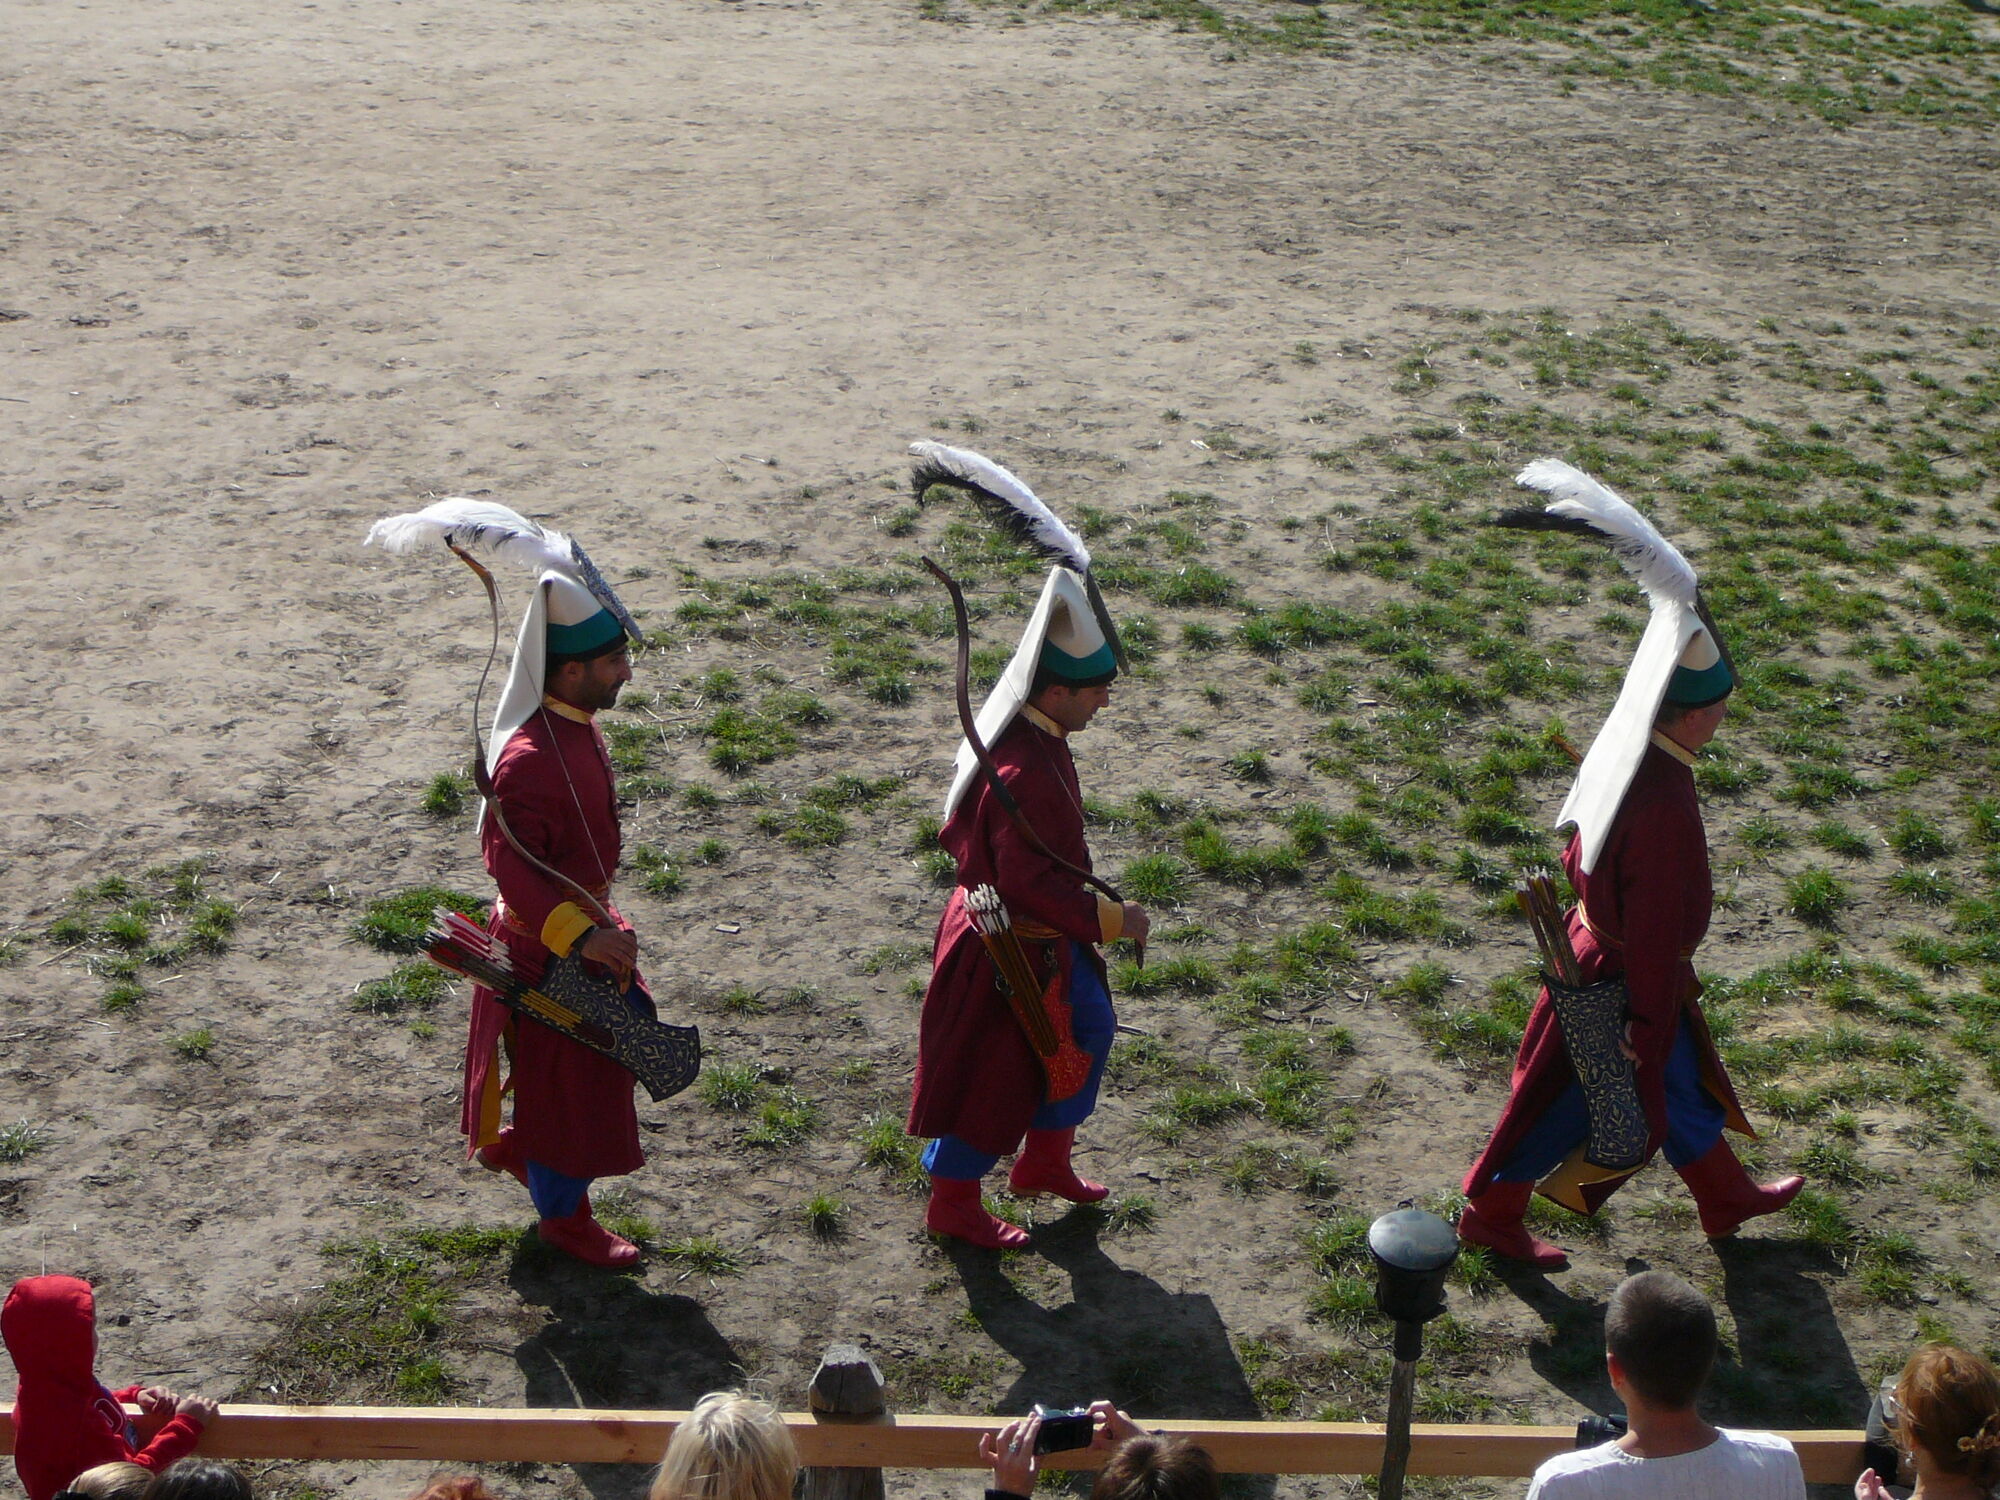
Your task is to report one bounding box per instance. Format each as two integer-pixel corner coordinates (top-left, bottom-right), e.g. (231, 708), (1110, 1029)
(1498, 459), (1735, 874)
(909, 442), (1126, 820)
(364, 499), (642, 772)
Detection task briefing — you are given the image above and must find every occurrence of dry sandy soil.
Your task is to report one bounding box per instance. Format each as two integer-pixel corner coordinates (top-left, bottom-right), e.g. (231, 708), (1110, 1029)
(3, 0), (1998, 1497)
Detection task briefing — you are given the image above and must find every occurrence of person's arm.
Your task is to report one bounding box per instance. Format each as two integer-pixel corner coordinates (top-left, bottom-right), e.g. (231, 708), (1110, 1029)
(483, 745), (632, 975)
(132, 1396), (214, 1473)
(983, 769), (1127, 946)
(1612, 790), (1705, 1067)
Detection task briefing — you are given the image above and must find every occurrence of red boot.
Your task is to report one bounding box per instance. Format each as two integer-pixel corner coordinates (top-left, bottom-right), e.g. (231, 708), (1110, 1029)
(925, 1176), (1030, 1250)
(537, 1201), (640, 1268)
(475, 1129), (529, 1187)
(1008, 1127), (1110, 1205)
(1675, 1139), (1804, 1238)
(1457, 1180), (1569, 1270)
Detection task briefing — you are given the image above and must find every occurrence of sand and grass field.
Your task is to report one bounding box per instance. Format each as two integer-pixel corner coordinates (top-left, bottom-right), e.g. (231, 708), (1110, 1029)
(3, 0), (1998, 1494)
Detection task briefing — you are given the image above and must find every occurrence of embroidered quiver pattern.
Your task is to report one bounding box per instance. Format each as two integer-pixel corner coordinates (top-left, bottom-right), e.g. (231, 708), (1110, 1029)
(1545, 973), (1648, 1171)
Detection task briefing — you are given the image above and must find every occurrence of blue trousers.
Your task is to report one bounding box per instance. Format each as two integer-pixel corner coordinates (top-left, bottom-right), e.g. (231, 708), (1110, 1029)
(526, 1161), (591, 1219)
(1492, 1018), (1726, 1184)
(925, 943), (1115, 1180)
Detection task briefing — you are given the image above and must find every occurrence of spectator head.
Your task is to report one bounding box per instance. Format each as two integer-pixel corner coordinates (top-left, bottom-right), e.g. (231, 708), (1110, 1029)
(1603, 1271), (1717, 1412)
(1893, 1344), (2000, 1487)
(60, 1463), (154, 1500)
(649, 1392), (798, 1500)
(149, 1461), (254, 1500)
(407, 1480), (505, 1500)
(1089, 1436), (1219, 1500)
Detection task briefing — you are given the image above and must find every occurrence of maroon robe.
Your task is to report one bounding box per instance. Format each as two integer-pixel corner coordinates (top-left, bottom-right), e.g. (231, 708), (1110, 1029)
(1463, 740), (1750, 1210)
(459, 699), (645, 1180)
(907, 713), (1113, 1158)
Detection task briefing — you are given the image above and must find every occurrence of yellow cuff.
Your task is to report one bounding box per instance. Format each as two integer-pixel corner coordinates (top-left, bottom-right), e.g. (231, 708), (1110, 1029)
(1096, 894), (1124, 943)
(541, 902), (595, 959)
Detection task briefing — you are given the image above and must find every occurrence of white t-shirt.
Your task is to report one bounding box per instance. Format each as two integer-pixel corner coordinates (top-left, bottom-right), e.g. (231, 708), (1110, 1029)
(1525, 1428), (1806, 1500)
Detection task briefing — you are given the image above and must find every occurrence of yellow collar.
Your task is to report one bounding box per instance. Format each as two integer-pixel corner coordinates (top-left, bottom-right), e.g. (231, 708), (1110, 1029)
(542, 694), (596, 725)
(1649, 729), (1697, 767)
(1021, 703), (1067, 740)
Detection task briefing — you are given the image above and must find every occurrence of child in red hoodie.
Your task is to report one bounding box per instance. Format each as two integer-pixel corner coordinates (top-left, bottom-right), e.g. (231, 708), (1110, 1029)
(3, 1275), (216, 1500)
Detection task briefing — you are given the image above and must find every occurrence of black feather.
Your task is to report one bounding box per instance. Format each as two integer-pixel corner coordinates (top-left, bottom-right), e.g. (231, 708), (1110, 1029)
(1492, 507), (1604, 537)
(910, 459), (1075, 565)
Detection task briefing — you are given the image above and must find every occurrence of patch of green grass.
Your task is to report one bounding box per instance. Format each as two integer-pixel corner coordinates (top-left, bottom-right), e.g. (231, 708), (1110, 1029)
(1888, 809), (1954, 861)
(242, 1222), (521, 1403)
(421, 771), (472, 817)
(745, 1090), (818, 1148)
(699, 1062), (763, 1112)
(351, 961), (452, 1015)
(1120, 854), (1190, 906)
(352, 888), (488, 953)
(856, 1113), (925, 1189)
(101, 981), (146, 1013)
(1810, 820), (1876, 858)
(804, 1191), (847, 1240)
(659, 1234), (743, 1276)
(0, 1119), (49, 1164)
(171, 1027), (215, 1061)
(1785, 866), (1850, 928)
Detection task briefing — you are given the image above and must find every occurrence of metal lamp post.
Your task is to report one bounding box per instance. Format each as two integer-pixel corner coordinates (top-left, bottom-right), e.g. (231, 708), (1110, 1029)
(1369, 1205), (1461, 1500)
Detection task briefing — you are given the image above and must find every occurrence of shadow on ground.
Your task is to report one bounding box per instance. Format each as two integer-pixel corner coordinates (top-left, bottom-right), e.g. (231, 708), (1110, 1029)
(945, 1208), (1277, 1500)
(1503, 1236), (1867, 1430)
(509, 1247), (746, 1500)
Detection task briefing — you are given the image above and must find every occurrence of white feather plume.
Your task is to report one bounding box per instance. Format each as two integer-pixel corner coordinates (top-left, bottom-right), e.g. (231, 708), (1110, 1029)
(908, 441), (1092, 574)
(365, 498), (576, 578)
(1511, 459), (1698, 605)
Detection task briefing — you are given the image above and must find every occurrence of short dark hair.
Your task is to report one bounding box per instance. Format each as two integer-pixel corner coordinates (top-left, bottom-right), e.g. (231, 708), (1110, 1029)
(1089, 1436), (1218, 1500)
(149, 1461), (254, 1500)
(1605, 1271), (1717, 1410)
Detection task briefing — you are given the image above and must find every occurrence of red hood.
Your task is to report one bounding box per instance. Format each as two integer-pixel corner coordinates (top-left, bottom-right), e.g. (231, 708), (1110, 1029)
(3, 1275), (98, 1389)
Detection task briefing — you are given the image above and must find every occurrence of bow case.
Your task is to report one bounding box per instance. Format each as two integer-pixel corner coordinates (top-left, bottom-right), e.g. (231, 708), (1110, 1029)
(964, 884), (1092, 1103)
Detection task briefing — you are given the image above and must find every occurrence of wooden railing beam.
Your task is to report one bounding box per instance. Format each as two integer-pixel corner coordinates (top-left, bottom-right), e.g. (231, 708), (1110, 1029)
(0, 1407), (1867, 1483)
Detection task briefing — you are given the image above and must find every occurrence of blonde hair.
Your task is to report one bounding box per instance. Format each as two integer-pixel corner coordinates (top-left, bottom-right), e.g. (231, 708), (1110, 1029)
(64, 1465), (155, 1500)
(649, 1392), (798, 1500)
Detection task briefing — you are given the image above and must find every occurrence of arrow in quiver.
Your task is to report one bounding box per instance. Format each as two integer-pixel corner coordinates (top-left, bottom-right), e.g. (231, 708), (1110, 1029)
(964, 884), (1092, 1103)
(421, 909), (701, 1103)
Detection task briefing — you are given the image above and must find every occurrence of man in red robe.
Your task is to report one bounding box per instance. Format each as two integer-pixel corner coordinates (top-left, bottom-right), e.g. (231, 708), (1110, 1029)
(461, 572), (652, 1268)
(1461, 461), (1803, 1269)
(909, 567), (1150, 1249)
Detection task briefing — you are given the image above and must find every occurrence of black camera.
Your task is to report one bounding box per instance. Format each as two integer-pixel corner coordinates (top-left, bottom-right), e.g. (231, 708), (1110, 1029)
(1031, 1405), (1095, 1454)
(1575, 1413), (1628, 1448)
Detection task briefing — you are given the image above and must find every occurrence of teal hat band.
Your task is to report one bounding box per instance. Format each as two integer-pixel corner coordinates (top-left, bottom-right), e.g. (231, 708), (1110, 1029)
(547, 608), (623, 660)
(1665, 656), (1734, 707)
(1039, 638), (1118, 686)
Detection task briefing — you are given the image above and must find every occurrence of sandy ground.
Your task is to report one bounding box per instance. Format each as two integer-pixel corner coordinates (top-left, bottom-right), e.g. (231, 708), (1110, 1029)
(2, 0), (1998, 1496)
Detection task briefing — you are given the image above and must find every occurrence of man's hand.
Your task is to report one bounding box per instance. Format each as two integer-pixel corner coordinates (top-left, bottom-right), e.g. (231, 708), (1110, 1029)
(579, 925), (638, 983)
(1619, 1019), (1639, 1064)
(1121, 902), (1151, 948)
(175, 1395), (219, 1426)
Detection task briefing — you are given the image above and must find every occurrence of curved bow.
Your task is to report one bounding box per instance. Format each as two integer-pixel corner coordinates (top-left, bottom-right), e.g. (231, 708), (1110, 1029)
(922, 557), (1141, 963)
(446, 542), (617, 932)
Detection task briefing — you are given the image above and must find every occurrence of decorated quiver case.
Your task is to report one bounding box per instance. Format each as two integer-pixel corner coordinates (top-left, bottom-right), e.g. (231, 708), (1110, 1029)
(1545, 973), (1649, 1171)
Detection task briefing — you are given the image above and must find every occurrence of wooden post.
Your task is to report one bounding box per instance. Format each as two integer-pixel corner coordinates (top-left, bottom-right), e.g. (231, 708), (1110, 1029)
(802, 1344), (889, 1500)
